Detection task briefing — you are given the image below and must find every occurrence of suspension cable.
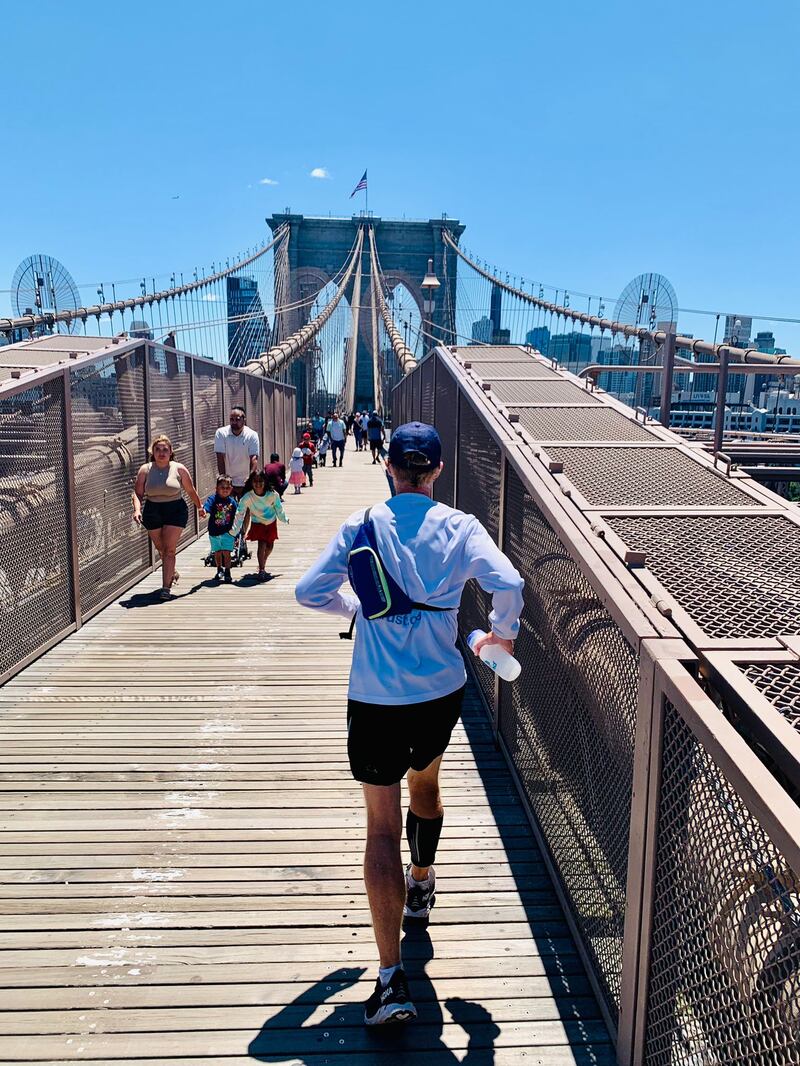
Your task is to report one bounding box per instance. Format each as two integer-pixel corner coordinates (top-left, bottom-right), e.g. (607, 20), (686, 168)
(0, 226), (289, 338)
(245, 227), (364, 378)
(442, 230), (799, 369)
(368, 227), (417, 374)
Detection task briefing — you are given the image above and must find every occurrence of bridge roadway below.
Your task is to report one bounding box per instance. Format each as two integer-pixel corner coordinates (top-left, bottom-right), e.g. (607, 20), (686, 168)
(0, 452), (612, 1064)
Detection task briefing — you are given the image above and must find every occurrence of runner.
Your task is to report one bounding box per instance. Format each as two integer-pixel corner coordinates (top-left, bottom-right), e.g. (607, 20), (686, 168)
(132, 435), (203, 600)
(327, 413), (346, 467)
(295, 421), (524, 1026)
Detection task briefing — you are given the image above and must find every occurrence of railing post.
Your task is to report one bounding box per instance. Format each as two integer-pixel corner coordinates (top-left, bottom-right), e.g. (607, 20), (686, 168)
(142, 343), (154, 569)
(659, 332), (676, 428)
(493, 452), (508, 746)
(189, 355), (199, 538)
(61, 367), (82, 629)
(713, 345), (730, 455)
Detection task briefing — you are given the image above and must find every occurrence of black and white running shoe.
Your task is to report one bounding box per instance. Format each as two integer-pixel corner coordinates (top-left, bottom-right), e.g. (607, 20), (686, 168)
(404, 864), (436, 919)
(364, 968), (417, 1025)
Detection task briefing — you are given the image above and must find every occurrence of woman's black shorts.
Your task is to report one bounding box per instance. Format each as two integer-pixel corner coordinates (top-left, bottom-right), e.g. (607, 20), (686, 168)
(142, 499), (189, 530)
(347, 686), (465, 786)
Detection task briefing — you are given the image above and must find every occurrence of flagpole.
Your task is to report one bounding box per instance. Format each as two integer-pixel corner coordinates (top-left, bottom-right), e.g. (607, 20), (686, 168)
(365, 177), (369, 218)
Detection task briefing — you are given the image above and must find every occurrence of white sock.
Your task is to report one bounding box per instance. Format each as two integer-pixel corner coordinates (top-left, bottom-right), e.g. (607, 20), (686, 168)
(379, 963), (401, 987)
(408, 869), (431, 885)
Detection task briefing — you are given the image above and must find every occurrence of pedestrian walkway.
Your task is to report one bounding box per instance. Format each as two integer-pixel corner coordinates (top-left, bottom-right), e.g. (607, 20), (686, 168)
(0, 448), (612, 1064)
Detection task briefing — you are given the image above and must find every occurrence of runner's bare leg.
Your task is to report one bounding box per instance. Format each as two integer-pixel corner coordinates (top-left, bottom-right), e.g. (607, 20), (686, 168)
(361, 782), (404, 968)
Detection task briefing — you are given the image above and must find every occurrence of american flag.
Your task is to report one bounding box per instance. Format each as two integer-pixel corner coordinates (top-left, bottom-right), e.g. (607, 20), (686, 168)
(350, 170), (367, 198)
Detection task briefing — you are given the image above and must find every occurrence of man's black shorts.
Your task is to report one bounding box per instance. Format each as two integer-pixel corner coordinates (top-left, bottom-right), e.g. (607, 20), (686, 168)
(347, 686), (465, 786)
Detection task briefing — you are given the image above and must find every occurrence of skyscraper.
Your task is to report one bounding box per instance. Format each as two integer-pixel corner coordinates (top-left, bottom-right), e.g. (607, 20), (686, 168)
(489, 284), (502, 342)
(526, 326), (550, 356)
(724, 315), (752, 398)
(471, 316), (492, 344)
(227, 275), (269, 367)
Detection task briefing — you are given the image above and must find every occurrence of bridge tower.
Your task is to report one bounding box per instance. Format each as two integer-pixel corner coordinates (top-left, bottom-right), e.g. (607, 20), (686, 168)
(267, 213), (465, 412)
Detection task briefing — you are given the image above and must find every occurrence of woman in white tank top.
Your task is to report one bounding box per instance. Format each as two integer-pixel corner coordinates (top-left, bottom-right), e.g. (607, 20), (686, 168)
(132, 434), (202, 600)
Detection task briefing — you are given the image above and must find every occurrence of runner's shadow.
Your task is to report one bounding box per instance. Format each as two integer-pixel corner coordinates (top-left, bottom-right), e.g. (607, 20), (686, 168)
(247, 927), (499, 1064)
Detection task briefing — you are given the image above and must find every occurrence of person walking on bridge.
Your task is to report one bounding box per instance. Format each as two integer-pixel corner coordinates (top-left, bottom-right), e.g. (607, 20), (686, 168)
(214, 406), (260, 499)
(132, 434), (203, 600)
(366, 410), (386, 464)
(327, 413), (347, 467)
(295, 422), (524, 1026)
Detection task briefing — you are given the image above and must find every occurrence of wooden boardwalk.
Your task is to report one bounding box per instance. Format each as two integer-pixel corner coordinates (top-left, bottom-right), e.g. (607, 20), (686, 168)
(0, 449), (612, 1064)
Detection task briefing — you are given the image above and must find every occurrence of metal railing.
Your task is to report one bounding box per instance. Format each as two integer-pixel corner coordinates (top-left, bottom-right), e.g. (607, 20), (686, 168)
(393, 345), (800, 1064)
(0, 337), (296, 684)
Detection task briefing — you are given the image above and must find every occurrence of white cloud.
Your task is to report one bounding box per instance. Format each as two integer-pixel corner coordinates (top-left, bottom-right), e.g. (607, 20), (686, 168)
(259, 177), (278, 186)
(201, 293), (218, 302)
(310, 167), (331, 179)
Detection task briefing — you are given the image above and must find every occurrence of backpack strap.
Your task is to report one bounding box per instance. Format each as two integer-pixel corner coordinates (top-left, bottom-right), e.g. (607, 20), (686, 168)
(340, 507), (450, 638)
(340, 509), (371, 640)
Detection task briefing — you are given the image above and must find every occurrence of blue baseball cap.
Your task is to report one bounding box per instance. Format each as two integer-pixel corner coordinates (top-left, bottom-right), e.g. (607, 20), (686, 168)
(388, 422), (442, 471)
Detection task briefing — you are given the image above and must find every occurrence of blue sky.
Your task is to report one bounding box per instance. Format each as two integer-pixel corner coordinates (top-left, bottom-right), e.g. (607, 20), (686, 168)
(2, 0), (799, 349)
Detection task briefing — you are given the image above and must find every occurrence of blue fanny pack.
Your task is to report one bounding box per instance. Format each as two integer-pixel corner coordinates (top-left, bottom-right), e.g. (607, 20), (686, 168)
(340, 508), (451, 639)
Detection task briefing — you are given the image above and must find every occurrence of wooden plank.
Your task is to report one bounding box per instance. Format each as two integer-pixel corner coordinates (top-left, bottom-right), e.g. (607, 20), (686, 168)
(0, 456), (608, 1063)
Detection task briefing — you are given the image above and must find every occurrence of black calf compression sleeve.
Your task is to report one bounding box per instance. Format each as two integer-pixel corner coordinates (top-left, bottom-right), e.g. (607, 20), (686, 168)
(406, 811), (444, 868)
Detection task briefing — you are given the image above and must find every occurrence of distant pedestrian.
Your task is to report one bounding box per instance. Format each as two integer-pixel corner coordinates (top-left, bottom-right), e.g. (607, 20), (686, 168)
(353, 411), (364, 451)
(232, 470), (288, 582)
(264, 453), (287, 498)
(366, 411), (386, 464)
(328, 413), (346, 467)
(318, 433), (330, 466)
(289, 447), (306, 494)
(214, 406), (260, 499)
(132, 434), (203, 601)
(200, 474), (239, 584)
(300, 432), (316, 486)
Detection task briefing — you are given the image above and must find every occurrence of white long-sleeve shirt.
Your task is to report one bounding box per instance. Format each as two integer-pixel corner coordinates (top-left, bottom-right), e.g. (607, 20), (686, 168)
(295, 492), (524, 705)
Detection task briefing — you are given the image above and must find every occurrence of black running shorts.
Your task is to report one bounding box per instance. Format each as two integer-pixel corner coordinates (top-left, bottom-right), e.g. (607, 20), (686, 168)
(347, 686), (465, 786)
(142, 499), (189, 530)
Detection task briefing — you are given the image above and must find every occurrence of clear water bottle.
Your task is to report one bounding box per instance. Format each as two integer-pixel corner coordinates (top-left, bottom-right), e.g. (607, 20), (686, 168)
(467, 630), (522, 682)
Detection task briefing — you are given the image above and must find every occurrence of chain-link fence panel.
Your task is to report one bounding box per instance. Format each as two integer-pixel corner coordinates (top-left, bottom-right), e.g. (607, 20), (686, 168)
(410, 365), (421, 423)
(392, 377), (405, 429)
(224, 367), (245, 416)
(420, 357), (435, 425)
(192, 360), (223, 502)
(606, 514), (800, 640)
(0, 376), (74, 678)
(507, 405), (659, 443)
(262, 379), (276, 460)
(71, 347), (149, 617)
(148, 346), (196, 545)
(744, 663), (800, 735)
(456, 393), (501, 540)
(462, 362), (561, 380)
(546, 445), (765, 509)
(433, 355), (457, 506)
(455, 394), (502, 712)
(489, 380), (602, 406)
(453, 345), (537, 363)
(644, 698), (800, 1065)
(246, 373), (265, 467)
(499, 465), (639, 1021)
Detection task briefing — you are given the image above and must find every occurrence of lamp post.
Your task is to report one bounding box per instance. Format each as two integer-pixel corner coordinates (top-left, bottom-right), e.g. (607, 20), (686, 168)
(421, 257), (440, 352)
